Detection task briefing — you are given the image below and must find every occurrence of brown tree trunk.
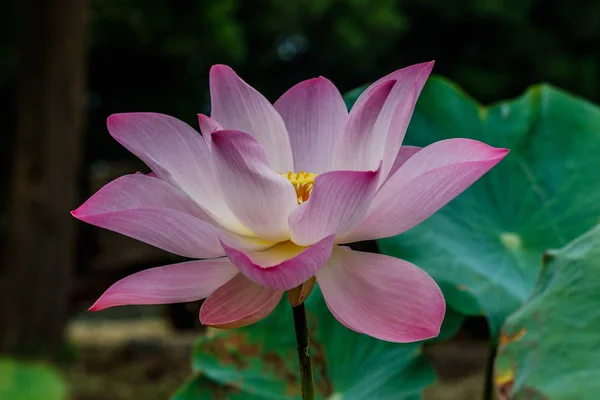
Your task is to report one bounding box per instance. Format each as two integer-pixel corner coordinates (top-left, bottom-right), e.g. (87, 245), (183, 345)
(0, 0), (89, 357)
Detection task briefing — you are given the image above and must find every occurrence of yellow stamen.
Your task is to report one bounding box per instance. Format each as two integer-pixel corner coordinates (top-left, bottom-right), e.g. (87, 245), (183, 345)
(280, 171), (317, 204)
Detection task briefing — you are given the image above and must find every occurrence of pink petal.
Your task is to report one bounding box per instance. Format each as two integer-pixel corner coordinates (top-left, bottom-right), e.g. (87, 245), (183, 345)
(89, 259), (238, 311)
(352, 61), (434, 112)
(384, 146), (422, 184)
(210, 130), (298, 241)
(221, 235), (334, 291)
(274, 77), (347, 173)
(209, 65), (293, 172)
(72, 174), (271, 258)
(316, 246), (445, 342)
(333, 80), (396, 171)
(379, 86), (420, 185)
(200, 274), (283, 328)
(334, 62), (433, 177)
(107, 113), (248, 235)
(197, 113), (223, 136)
(338, 139), (509, 243)
(289, 168), (380, 246)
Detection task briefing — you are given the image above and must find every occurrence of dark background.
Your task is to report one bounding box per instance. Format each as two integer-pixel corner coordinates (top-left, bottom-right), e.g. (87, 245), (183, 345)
(3, 0), (600, 167)
(0, 0), (598, 398)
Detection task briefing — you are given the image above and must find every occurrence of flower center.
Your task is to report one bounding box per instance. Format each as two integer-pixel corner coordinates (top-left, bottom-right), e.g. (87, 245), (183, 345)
(280, 171), (317, 204)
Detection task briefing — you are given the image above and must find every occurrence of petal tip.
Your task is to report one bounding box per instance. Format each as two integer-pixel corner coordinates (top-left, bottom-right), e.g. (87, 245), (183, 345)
(106, 114), (120, 130)
(106, 112), (131, 127)
(210, 64), (235, 76)
(414, 60), (435, 73)
(70, 205), (89, 220)
(313, 76), (333, 84)
(88, 301), (104, 312)
(288, 76), (334, 92)
(497, 148), (510, 157)
(484, 146), (510, 162)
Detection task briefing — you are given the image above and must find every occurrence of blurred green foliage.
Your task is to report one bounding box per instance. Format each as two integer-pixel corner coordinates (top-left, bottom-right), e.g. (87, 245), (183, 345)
(496, 225), (600, 399)
(0, 358), (67, 400)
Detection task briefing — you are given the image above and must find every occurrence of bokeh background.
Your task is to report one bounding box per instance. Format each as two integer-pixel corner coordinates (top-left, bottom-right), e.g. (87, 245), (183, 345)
(1, 0), (599, 399)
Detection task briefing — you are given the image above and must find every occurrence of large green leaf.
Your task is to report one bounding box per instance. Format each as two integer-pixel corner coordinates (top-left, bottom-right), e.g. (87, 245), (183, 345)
(495, 225), (600, 399)
(0, 358), (67, 400)
(376, 77), (600, 334)
(174, 291), (464, 400)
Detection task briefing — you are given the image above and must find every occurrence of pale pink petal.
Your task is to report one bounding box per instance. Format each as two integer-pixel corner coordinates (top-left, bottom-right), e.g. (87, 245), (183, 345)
(197, 113), (223, 136)
(384, 146), (422, 184)
(221, 235), (334, 291)
(107, 113), (248, 235)
(200, 274), (283, 328)
(89, 259), (238, 311)
(210, 130), (298, 241)
(379, 86), (420, 185)
(274, 77), (347, 173)
(209, 65), (293, 172)
(334, 62), (433, 177)
(316, 246), (445, 342)
(289, 169), (380, 246)
(338, 139), (509, 243)
(72, 174), (271, 258)
(333, 80), (396, 171)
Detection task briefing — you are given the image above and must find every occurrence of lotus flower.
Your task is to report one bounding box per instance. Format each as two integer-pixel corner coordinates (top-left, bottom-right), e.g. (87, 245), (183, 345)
(72, 62), (507, 342)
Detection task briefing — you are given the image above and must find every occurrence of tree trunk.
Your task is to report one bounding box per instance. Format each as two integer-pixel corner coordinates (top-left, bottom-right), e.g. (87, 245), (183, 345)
(0, 0), (89, 357)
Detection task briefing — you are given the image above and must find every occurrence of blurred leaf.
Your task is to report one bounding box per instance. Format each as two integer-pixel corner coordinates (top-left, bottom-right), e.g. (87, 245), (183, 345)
(174, 290), (464, 399)
(0, 358), (67, 400)
(376, 77), (600, 335)
(495, 224), (600, 399)
(173, 375), (266, 400)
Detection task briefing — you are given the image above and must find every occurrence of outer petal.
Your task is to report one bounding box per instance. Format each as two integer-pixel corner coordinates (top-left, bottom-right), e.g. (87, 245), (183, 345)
(352, 61), (434, 113)
(221, 235), (334, 290)
(72, 174), (271, 258)
(274, 77), (347, 173)
(210, 65), (294, 172)
(316, 246), (445, 342)
(379, 86), (420, 185)
(89, 259), (238, 311)
(289, 169), (380, 246)
(107, 113), (247, 235)
(333, 80), (396, 171)
(338, 139), (509, 243)
(200, 274), (283, 328)
(210, 130), (298, 241)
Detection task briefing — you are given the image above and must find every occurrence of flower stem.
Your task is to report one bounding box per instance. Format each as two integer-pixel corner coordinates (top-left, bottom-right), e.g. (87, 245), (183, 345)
(292, 302), (315, 400)
(483, 340), (498, 400)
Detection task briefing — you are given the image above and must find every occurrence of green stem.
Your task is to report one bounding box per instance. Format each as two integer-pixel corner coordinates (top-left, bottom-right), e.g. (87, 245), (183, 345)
(483, 340), (498, 400)
(292, 303), (315, 400)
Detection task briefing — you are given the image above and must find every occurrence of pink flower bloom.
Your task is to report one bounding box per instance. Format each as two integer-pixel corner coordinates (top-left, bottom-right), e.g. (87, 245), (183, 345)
(73, 62), (508, 342)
